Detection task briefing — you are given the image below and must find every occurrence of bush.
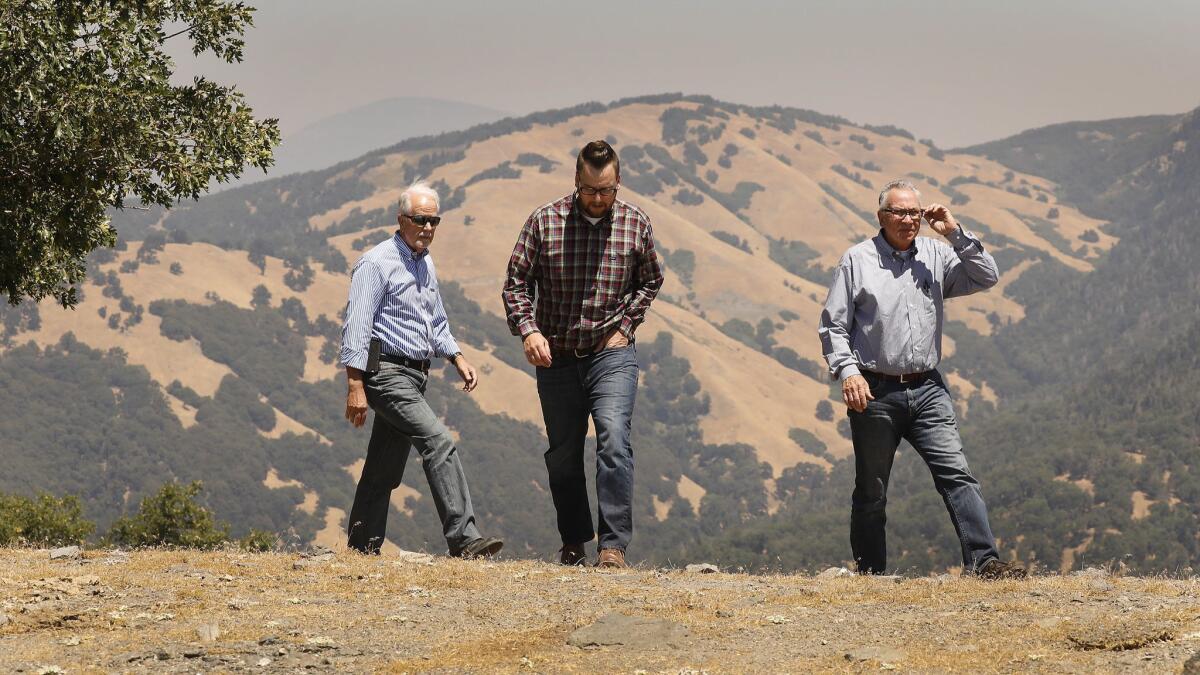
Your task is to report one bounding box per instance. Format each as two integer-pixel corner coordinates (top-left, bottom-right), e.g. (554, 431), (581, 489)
(0, 492), (95, 546)
(106, 481), (230, 549)
(239, 529), (278, 552)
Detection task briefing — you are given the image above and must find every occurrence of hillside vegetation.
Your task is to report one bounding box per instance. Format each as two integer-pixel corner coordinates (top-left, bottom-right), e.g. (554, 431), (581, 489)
(1, 94), (1194, 574)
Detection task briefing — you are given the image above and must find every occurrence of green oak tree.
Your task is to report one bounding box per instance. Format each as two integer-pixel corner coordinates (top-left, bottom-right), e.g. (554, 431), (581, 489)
(1, 0), (280, 306)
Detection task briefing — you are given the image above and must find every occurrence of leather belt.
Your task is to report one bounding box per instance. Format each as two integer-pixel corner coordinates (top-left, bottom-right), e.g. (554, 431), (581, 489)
(864, 369), (932, 385)
(380, 354), (431, 373)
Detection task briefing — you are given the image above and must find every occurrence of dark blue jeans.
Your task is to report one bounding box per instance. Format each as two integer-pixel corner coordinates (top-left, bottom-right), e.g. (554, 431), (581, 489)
(848, 370), (1000, 574)
(346, 362), (482, 555)
(536, 344), (639, 552)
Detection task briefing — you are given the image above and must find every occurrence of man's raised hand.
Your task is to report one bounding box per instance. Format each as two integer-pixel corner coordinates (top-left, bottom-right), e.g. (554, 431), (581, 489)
(842, 374), (875, 413)
(922, 203), (959, 237)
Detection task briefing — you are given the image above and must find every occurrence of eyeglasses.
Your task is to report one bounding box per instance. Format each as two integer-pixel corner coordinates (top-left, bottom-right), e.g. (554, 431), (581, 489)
(881, 207), (922, 221)
(578, 185), (618, 197)
(404, 214), (442, 228)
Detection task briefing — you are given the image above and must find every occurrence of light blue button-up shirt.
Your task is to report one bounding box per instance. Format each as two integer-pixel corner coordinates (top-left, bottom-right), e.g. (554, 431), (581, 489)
(818, 227), (999, 380)
(339, 233), (461, 371)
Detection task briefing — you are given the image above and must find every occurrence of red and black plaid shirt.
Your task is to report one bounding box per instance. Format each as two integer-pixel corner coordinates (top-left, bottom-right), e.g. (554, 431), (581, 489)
(503, 193), (664, 351)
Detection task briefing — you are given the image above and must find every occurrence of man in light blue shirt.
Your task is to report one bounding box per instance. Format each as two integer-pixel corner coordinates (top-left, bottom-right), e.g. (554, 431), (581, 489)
(339, 180), (502, 559)
(818, 179), (1024, 579)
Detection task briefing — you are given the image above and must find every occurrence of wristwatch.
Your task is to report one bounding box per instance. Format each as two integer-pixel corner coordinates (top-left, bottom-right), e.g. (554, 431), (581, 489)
(450, 352), (464, 364)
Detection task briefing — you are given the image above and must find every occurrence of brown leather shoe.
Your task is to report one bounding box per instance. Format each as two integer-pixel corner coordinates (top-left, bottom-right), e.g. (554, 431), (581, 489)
(977, 558), (1027, 580)
(558, 543), (587, 566)
(596, 548), (627, 569)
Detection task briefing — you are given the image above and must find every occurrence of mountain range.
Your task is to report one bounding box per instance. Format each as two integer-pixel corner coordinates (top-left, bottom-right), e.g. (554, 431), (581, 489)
(2, 93), (1195, 573)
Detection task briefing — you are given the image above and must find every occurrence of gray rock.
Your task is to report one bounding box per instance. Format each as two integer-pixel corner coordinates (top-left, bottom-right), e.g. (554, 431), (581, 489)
(196, 622), (220, 643)
(567, 613), (689, 650)
(49, 546), (81, 560)
(817, 567), (854, 579)
(845, 646), (905, 662)
(685, 563), (719, 574)
(1181, 651), (1200, 675)
(0, 612), (9, 627)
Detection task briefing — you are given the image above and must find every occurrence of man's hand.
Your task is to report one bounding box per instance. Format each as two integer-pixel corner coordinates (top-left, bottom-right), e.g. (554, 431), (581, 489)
(922, 203), (959, 237)
(345, 369), (369, 428)
(595, 327), (630, 352)
(523, 332), (552, 367)
(842, 374), (874, 413)
(453, 355), (479, 392)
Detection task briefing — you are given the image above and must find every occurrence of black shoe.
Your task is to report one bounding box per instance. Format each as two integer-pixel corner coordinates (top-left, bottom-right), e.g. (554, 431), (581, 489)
(558, 544), (587, 566)
(453, 536), (503, 559)
(977, 558), (1027, 580)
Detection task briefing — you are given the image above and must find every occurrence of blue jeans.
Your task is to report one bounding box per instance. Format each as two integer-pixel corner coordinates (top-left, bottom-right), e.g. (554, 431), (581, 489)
(536, 345), (639, 552)
(848, 370), (1000, 574)
(346, 362), (482, 555)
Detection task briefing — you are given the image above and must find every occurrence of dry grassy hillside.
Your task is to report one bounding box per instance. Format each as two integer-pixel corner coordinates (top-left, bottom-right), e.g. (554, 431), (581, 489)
(9, 98), (1111, 480)
(1, 548), (1198, 673)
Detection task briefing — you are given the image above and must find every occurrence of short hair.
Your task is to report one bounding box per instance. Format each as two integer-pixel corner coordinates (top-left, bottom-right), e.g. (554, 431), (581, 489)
(398, 180), (439, 216)
(877, 179), (921, 209)
(576, 140), (620, 176)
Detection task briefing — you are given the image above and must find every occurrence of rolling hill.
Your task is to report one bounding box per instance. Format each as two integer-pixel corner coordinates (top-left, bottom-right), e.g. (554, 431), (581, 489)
(5, 93), (1191, 572)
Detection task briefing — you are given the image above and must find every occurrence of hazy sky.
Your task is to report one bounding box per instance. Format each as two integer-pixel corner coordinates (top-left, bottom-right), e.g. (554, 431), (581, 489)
(172, 0), (1200, 148)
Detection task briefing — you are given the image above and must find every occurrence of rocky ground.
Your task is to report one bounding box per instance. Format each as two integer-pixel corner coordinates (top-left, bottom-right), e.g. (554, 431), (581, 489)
(1, 547), (1199, 673)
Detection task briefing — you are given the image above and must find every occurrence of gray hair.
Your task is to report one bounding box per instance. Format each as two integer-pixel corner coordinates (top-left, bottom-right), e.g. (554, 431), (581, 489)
(877, 179), (921, 209)
(398, 179), (440, 216)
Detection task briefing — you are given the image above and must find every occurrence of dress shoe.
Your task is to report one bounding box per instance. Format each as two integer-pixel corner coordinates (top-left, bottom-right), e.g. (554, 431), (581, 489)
(597, 548), (627, 569)
(558, 543), (587, 566)
(453, 536), (503, 559)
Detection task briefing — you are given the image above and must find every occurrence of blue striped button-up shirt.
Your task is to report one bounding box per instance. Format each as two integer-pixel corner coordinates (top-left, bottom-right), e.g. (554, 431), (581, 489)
(339, 233), (461, 371)
(818, 228), (999, 380)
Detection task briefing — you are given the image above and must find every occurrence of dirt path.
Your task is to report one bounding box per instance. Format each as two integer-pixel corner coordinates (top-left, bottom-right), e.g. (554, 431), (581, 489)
(1, 549), (1198, 673)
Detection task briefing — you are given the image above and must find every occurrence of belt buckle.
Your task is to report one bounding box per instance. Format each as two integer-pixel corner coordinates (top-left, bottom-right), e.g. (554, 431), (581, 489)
(899, 372), (913, 384)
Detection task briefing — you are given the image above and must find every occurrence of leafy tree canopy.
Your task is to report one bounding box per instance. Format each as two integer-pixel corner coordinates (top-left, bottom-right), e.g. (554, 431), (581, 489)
(0, 0), (280, 307)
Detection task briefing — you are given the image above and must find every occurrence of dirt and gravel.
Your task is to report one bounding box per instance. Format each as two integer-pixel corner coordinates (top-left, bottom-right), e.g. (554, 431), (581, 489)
(1, 547), (1198, 673)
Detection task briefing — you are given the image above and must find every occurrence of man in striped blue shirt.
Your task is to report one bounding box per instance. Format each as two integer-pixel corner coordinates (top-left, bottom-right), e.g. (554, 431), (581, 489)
(339, 180), (502, 559)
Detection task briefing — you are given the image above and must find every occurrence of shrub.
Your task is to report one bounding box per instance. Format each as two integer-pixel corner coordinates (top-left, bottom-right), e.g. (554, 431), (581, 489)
(0, 492), (95, 547)
(815, 399), (835, 421)
(169, 262), (183, 275)
(106, 481), (230, 549)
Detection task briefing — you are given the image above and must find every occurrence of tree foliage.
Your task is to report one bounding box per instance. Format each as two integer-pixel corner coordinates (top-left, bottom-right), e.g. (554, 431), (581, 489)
(107, 480), (230, 548)
(0, 492), (95, 546)
(0, 0), (280, 306)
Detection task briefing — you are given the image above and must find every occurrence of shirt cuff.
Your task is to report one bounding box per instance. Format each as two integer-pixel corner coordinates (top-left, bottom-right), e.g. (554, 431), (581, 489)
(340, 349), (368, 371)
(435, 338), (462, 360)
(618, 316), (635, 339)
(838, 364), (862, 381)
(946, 226), (976, 252)
(518, 320), (541, 338)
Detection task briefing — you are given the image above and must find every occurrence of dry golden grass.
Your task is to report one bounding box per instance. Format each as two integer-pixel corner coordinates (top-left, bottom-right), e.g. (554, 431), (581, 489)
(2, 548), (1198, 673)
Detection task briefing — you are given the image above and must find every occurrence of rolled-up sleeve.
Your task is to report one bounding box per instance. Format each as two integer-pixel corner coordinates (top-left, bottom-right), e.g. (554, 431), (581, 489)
(339, 259), (385, 370)
(818, 260), (860, 381)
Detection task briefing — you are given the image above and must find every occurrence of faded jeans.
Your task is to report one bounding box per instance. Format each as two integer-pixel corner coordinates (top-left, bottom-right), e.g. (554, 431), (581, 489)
(346, 362), (482, 555)
(536, 344), (639, 552)
(848, 370), (1000, 574)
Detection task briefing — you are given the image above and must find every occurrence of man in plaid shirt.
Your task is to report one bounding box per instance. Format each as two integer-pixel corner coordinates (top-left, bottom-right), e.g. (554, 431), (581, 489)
(502, 140), (664, 568)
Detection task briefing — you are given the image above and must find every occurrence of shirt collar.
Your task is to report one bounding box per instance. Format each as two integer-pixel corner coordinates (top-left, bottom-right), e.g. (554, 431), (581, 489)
(873, 229), (918, 265)
(392, 231), (428, 261)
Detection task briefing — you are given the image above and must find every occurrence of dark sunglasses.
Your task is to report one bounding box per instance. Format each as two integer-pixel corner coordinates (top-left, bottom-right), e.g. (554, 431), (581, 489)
(405, 214), (442, 228)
